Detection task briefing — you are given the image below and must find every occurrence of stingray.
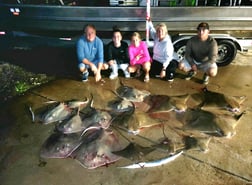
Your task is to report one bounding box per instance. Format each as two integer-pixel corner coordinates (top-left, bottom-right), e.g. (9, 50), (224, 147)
(29, 98), (89, 124)
(111, 106), (163, 134)
(55, 98), (94, 133)
(183, 136), (212, 153)
(127, 110), (163, 134)
(191, 88), (246, 112)
(56, 95), (113, 134)
(115, 85), (150, 102)
(40, 128), (102, 159)
(112, 142), (155, 163)
(211, 110), (245, 138)
(57, 108), (112, 134)
(146, 94), (189, 113)
(134, 94), (189, 121)
(177, 108), (224, 137)
(110, 105), (135, 130)
(107, 99), (134, 113)
(150, 137), (176, 154)
(73, 129), (123, 169)
(56, 109), (83, 134)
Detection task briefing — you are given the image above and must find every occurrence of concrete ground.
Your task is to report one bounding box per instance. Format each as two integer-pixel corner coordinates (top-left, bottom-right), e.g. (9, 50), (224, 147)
(0, 49), (252, 185)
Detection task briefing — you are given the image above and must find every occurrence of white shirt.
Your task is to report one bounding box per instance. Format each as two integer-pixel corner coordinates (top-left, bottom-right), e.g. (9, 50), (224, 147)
(149, 21), (177, 68)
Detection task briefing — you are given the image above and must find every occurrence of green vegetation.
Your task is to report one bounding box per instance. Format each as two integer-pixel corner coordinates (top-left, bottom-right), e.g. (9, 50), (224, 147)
(0, 62), (53, 103)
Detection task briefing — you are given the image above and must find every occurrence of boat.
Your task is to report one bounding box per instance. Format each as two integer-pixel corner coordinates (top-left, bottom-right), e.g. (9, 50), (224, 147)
(0, 0), (251, 65)
(0, 0), (251, 37)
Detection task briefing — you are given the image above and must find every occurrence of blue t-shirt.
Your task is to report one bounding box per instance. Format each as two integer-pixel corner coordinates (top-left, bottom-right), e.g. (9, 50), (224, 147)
(76, 35), (104, 64)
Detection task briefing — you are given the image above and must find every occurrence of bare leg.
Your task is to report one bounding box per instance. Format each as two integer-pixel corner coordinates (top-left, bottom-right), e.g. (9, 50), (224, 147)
(143, 61), (151, 82)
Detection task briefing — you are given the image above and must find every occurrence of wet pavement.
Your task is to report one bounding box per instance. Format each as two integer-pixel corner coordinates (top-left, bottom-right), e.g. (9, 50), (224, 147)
(0, 48), (252, 185)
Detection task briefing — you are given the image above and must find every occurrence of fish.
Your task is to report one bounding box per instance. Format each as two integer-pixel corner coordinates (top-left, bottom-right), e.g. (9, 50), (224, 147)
(40, 132), (83, 158)
(30, 102), (73, 124)
(118, 150), (183, 169)
(191, 88), (246, 112)
(74, 129), (123, 169)
(110, 105), (135, 131)
(56, 109), (83, 134)
(57, 108), (112, 134)
(133, 94), (189, 121)
(65, 98), (89, 109)
(211, 110), (245, 138)
(40, 128), (102, 159)
(82, 109), (113, 129)
(111, 105), (162, 134)
(183, 136), (212, 153)
(112, 142), (156, 162)
(150, 136), (177, 154)
(126, 110), (163, 134)
(115, 85), (150, 102)
(56, 97), (96, 133)
(29, 98), (89, 124)
(56, 95), (113, 134)
(146, 94), (189, 113)
(177, 108), (224, 137)
(107, 99), (134, 113)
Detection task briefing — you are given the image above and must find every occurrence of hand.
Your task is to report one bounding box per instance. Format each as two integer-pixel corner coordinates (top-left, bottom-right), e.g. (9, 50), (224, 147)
(136, 54), (142, 61)
(95, 71), (101, 82)
(90, 63), (97, 74)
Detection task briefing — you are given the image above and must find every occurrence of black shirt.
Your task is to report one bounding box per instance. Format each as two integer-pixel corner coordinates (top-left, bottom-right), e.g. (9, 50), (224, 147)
(106, 41), (129, 64)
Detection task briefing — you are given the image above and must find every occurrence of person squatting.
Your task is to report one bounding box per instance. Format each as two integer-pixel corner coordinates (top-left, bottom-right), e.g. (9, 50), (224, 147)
(76, 22), (218, 84)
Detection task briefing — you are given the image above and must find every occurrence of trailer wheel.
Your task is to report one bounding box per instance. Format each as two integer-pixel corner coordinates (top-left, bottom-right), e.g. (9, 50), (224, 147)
(217, 40), (237, 66)
(174, 40), (187, 61)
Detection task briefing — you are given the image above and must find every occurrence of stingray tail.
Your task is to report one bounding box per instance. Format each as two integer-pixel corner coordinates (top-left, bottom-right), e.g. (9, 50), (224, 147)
(118, 150), (183, 169)
(29, 106), (35, 122)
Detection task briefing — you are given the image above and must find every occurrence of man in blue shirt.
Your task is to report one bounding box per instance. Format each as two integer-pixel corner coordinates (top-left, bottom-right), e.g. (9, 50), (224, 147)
(76, 24), (108, 82)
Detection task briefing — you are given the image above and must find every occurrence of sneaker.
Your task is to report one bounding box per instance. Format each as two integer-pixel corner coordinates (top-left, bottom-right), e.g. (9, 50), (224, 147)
(185, 70), (196, 80)
(82, 71), (89, 82)
(167, 73), (174, 82)
(144, 76), (150, 83)
(202, 73), (210, 85)
(124, 71), (131, 78)
(109, 73), (118, 80)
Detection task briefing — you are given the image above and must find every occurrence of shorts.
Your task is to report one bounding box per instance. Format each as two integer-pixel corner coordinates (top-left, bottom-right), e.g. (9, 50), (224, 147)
(113, 60), (129, 71)
(78, 59), (101, 70)
(181, 59), (217, 73)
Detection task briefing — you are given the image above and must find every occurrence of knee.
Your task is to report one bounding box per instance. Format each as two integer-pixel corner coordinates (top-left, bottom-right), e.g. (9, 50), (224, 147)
(178, 62), (184, 70)
(103, 63), (109, 70)
(208, 68), (218, 77)
(78, 63), (86, 72)
(128, 66), (134, 73)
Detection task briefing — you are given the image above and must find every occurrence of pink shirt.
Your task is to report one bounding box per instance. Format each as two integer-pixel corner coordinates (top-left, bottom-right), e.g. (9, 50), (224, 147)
(128, 41), (151, 65)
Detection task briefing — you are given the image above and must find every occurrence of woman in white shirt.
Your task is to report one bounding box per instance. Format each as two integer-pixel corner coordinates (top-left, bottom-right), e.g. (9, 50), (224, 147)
(148, 20), (179, 82)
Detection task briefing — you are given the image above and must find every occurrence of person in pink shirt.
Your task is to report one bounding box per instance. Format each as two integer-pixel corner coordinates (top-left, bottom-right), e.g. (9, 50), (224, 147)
(128, 32), (152, 82)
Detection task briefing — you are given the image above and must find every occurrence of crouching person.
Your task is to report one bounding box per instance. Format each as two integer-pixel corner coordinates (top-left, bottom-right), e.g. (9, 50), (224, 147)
(148, 20), (179, 82)
(179, 22), (218, 85)
(76, 24), (108, 82)
(107, 27), (130, 79)
(128, 32), (152, 83)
